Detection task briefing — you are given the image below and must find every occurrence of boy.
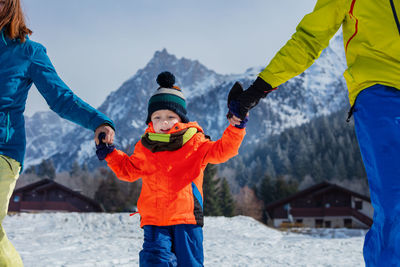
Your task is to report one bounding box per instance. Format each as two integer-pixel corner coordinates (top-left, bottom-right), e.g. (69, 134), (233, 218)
(96, 72), (247, 266)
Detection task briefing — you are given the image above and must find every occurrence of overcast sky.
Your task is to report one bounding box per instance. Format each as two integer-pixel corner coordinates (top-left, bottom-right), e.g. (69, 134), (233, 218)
(23, 0), (317, 116)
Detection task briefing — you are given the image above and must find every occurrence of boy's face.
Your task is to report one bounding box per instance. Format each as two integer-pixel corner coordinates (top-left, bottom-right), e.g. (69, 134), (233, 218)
(151, 109), (182, 134)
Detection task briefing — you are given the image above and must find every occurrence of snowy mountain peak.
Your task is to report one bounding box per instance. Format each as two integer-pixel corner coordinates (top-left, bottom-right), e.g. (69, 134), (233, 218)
(136, 48), (227, 99)
(145, 48), (179, 71)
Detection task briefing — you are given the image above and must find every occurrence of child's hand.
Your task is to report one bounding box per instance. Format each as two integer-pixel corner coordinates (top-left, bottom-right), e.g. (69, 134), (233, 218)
(95, 124), (114, 145)
(227, 82), (247, 120)
(95, 132), (115, 160)
(227, 82), (249, 128)
(227, 111), (248, 129)
(228, 113), (242, 126)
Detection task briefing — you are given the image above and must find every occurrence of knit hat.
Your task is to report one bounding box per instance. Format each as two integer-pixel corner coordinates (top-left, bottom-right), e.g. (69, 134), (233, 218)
(146, 72), (189, 124)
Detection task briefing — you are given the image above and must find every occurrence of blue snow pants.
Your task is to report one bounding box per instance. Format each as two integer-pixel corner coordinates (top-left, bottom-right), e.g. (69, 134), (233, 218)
(353, 84), (400, 267)
(139, 224), (204, 267)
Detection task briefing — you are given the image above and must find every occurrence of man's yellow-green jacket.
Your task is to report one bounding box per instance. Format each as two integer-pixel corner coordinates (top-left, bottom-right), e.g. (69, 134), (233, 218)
(259, 0), (400, 106)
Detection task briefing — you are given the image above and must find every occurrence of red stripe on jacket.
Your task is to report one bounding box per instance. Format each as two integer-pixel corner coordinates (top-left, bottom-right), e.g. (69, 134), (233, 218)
(346, 0), (359, 52)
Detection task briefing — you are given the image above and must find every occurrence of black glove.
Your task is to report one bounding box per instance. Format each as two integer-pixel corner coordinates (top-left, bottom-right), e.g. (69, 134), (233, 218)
(227, 82), (245, 118)
(226, 82), (249, 128)
(227, 77), (275, 120)
(96, 132), (115, 161)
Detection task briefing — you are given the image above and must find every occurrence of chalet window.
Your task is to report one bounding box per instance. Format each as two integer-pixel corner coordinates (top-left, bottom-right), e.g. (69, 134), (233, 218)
(31, 192), (36, 199)
(315, 219), (323, 228)
(325, 221), (331, 228)
(344, 218), (352, 228)
(355, 201), (363, 210)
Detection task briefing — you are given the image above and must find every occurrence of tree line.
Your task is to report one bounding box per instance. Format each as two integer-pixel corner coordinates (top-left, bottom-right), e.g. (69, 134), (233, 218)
(230, 109), (367, 192)
(21, 160), (236, 216)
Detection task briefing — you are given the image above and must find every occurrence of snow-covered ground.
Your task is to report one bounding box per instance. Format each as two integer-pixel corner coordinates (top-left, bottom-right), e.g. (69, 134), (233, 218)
(4, 213), (366, 266)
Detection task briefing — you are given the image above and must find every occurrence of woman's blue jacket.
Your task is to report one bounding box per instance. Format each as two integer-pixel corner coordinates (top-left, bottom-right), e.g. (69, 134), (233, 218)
(0, 29), (114, 168)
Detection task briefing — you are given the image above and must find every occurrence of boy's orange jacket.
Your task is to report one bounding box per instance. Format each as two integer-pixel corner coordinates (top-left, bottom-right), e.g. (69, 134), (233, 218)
(105, 122), (245, 227)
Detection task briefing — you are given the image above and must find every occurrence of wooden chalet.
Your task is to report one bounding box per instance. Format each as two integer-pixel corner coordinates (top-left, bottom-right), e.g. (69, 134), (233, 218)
(9, 179), (103, 212)
(265, 182), (373, 229)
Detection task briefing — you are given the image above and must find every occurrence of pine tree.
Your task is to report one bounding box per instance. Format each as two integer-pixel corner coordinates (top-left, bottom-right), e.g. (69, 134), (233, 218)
(258, 175), (298, 223)
(94, 169), (126, 212)
(24, 165), (36, 174)
(37, 159), (56, 180)
(259, 175), (298, 206)
(233, 158), (248, 187)
(203, 164), (222, 216)
(274, 177), (298, 200)
(69, 161), (81, 177)
(218, 178), (235, 217)
(259, 175), (276, 205)
(81, 163), (89, 173)
(265, 156), (276, 178)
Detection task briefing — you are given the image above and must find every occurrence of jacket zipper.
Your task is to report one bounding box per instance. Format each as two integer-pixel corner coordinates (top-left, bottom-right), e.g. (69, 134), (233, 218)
(346, 105), (355, 123)
(1, 29), (6, 46)
(390, 0), (400, 35)
(6, 113), (10, 142)
(347, 1), (399, 122)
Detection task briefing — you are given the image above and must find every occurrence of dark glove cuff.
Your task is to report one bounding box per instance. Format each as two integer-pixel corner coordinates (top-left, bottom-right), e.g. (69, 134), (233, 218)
(234, 116), (248, 129)
(95, 132), (115, 160)
(248, 77), (273, 98)
(96, 144), (115, 161)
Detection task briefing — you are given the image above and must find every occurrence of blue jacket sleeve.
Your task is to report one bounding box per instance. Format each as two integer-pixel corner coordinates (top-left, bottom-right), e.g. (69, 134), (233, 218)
(28, 44), (115, 131)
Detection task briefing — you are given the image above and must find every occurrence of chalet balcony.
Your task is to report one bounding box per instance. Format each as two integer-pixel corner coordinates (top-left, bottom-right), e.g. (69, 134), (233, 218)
(290, 207), (372, 227)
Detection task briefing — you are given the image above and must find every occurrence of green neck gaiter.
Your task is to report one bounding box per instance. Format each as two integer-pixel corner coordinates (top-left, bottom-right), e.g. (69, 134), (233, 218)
(141, 127), (198, 153)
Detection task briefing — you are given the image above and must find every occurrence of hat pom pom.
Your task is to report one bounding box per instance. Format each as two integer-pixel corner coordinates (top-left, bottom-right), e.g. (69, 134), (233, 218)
(157, 71), (175, 88)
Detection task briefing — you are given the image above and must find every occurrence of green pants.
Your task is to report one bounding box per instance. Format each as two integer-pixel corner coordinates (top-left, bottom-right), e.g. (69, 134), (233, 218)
(0, 155), (23, 267)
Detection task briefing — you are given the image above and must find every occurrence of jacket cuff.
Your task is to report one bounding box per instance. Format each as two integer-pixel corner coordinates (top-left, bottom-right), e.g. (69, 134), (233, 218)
(258, 69), (283, 89)
(253, 77), (273, 94)
(227, 124), (246, 134)
(104, 148), (119, 162)
(95, 121), (115, 131)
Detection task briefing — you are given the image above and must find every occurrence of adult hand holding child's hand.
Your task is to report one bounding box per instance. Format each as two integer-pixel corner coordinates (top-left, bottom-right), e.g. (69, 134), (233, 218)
(95, 132), (115, 161)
